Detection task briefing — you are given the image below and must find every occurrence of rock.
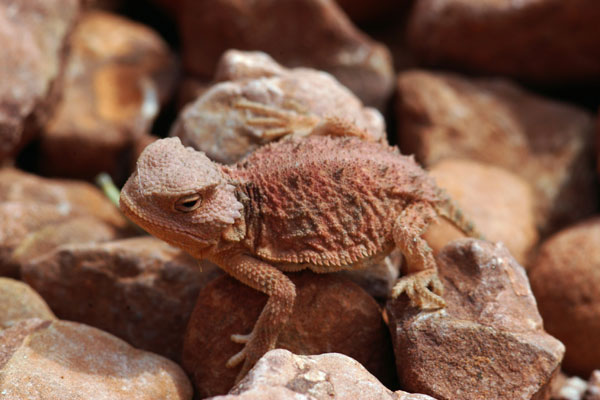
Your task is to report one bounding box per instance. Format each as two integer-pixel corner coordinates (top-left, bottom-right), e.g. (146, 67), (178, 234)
(551, 372), (588, 400)
(22, 237), (222, 361)
(0, 278), (56, 328)
(183, 271), (394, 397)
(0, 0), (80, 163)
(407, 0), (600, 83)
(335, 0), (404, 25)
(396, 70), (597, 235)
(387, 239), (565, 400)
(0, 318), (192, 399)
(425, 159), (538, 265)
(206, 349), (432, 400)
(171, 50), (386, 164)
(529, 218), (600, 377)
(338, 249), (401, 299)
(586, 371), (600, 400)
(177, 0), (394, 109)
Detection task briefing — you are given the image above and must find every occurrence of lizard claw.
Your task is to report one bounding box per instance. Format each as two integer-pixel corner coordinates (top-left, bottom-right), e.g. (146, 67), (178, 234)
(227, 332), (253, 367)
(230, 332), (252, 344)
(391, 269), (446, 310)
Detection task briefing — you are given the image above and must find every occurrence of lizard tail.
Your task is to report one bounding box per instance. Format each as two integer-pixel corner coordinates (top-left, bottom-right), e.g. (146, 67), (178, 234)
(434, 190), (485, 240)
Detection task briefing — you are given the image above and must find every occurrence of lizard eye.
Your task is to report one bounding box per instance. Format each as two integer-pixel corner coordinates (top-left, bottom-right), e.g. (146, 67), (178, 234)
(174, 194), (202, 212)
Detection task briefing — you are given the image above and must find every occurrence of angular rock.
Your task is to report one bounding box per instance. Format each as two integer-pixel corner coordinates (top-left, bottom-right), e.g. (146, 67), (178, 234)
(396, 70), (597, 235)
(0, 278), (56, 328)
(172, 50), (386, 164)
(387, 239), (565, 400)
(183, 272), (394, 397)
(407, 0), (600, 83)
(425, 159), (538, 265)
(22, 237), (222, 361)
(0, 319), (192, 399)
(40, 11), (177, 182)
(529, 218), (600, 377)
(177, 0), (394, 109)
(0, 0), (80, 162)
(586, 371), (600, 400)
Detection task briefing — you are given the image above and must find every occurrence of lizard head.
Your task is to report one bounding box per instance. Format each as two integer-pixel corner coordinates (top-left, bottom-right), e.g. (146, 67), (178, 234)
(120, 137), (243, 257)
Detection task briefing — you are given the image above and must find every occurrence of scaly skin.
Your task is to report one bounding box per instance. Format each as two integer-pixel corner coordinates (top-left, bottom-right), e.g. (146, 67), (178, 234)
(120, 135), (479, 381)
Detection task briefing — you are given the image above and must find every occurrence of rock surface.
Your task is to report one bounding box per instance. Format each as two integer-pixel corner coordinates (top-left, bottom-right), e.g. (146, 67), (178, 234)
(21, 236), (221, 361)
(387, 239), (565, 400)
(0, 278), (56, 328)
(183, 271), (394, 397)
(586, 371), (600, 400)
(529, 218), (600, 377)
(551, 373), (589, 400)
(396, 70), (597, 235)
(0, 318), (192, 399)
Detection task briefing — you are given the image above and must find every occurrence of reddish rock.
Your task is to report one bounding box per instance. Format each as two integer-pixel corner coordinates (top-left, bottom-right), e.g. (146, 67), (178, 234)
(407, 0), (600, 83)
(0, 278), (56, 328)
(396, 70), (597, 235)
(529, 218), (600, 377)
(0, 319), (192, 399)
(425, 159), (538, 265)
(40, 11), (177, 182)
(586, 371), (600, 400)
(177, 0), (394, 109)
(183, 272), (394, 397)
(387, 239), (564, 400)
(0, 0), (80, 162)
(22, 237), (221, 361)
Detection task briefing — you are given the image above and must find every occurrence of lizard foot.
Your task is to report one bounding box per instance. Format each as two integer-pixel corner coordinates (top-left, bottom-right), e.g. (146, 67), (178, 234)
(227, 330), (272, 383)
(391, 269), (446, 309)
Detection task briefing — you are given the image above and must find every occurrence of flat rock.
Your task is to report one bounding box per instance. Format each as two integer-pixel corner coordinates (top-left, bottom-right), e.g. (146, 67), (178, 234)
(183, 271), (394, 397)
(529, 218), (600, 377)
(177, 0), (394, 109)
(407, 0), (600, 83)
(425, 159), (538, 265)
(387, 239), (565, 400)
(396, 70), (597, 235)
(21, 236), (221, 361)
(40, 10), (177, 182)
(172, 50), (386, 164)
(0, 318), (192, 399)
(0, 0), (80, 162)
(0, 278), (56, 328)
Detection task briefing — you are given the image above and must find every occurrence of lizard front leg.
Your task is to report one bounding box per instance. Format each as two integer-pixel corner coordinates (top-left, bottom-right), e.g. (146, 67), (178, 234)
(213, 252), (296, 382)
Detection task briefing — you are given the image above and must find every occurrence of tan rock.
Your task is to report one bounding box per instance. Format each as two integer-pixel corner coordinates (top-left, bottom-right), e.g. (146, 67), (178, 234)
(177, 0), (394, 109)
(0, 278), (55, 328)
(407, 0), (600, 83)
(0, 319), (192, 399)
(425, 159), (538, 265)
(183, 272), (394, 397)
(396, 70), (597, 235)
(22, 237), (221, 361)
(0, 0), (80, 162)
(551, 373), (588, 400)
(586, 371), (600, 400)
(529, 218), (600, 377)
(387, 239), (564, 400)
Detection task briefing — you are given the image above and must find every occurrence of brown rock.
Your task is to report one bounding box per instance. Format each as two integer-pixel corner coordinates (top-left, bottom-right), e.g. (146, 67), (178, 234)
(177, 0), (394, 109)
(407, 0), (600, 83)
(586, 371), (600, 400)
(529, 218), (600, 377)
(0, 278), (56, 328)
(22, 237), (222, 361)
(40, 11), (177, 182)
(0, 0), (80, 162)
(335, 0), (405, 25)
(425, 159), (538, 265)
(396, 70), (597, 235)
(0, 319), (192, 399)
(183, 272), (394, 397)
(387, 239), (565, 400)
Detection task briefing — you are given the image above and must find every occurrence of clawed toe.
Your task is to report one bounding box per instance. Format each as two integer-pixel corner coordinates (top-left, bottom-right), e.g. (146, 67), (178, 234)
(391, 270), (446, 310)
(230, 333), (252, 344)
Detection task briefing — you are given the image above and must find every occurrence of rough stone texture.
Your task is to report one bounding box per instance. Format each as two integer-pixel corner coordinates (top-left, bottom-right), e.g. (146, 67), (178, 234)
(407, 0), (600, 83)
(206, 350), (434, 400)
(0, 0), (80, 162)
(177, 0), (394, 109)
(21, 237), (222, 361)
(425, 159), (538, 265)
(183, 272), (394, 397)
(529, 218), (600, 377)
(0, 278), (56, 328)
(40, 11), (177, 182)
(387, 239), (565, 400)
(171, 50), (386, 164)
(0, 318), (193, 399)
(396, 70), (597, 235)
(586, 371), (600, 400)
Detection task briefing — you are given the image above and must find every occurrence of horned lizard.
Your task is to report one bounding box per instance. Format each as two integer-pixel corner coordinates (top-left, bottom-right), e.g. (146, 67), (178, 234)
(120, 134), (480, 380)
